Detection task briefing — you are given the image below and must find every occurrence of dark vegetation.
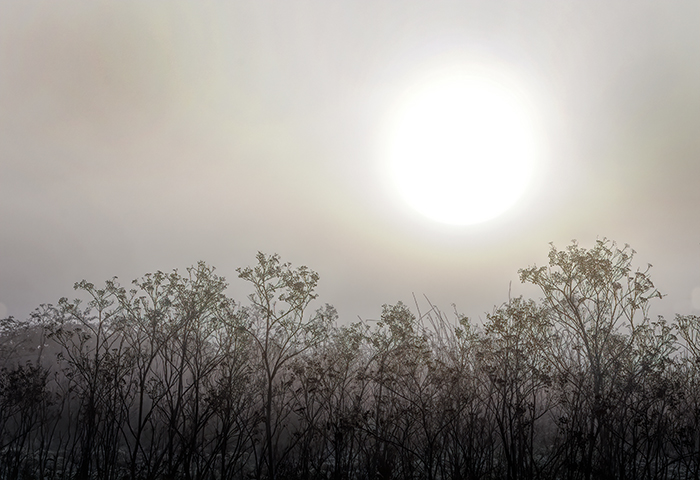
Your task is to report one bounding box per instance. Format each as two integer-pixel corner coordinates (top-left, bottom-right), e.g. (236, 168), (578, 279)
(1, 239), (700, 480)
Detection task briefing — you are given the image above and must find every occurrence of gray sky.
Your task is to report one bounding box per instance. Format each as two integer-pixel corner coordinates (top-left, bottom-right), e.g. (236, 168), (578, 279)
(1, 1), (699, 323)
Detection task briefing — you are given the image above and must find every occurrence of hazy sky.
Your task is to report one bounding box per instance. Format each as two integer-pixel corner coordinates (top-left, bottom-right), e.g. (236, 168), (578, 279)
(1, 1), (699, 323)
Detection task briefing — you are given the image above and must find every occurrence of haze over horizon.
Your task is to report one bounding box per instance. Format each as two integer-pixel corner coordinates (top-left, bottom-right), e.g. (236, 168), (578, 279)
(1, 1), (699, 324)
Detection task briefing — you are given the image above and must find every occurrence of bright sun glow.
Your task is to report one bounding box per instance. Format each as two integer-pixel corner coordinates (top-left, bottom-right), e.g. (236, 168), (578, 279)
(385, 68), (540, 225)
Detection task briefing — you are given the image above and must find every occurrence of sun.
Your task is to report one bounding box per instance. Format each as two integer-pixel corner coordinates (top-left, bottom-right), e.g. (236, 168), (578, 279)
(384, 68), (541, 225)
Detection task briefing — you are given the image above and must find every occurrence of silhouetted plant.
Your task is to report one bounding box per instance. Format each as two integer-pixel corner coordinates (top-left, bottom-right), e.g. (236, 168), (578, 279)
(237, 252), (336, 480)
(1, 242), (699, 479)
(520, 239), (665, 480)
